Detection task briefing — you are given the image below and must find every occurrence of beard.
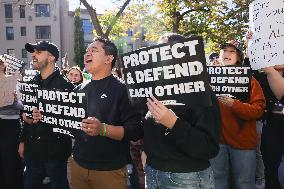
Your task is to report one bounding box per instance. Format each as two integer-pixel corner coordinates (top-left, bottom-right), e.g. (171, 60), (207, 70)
(33, 58), (49, 71)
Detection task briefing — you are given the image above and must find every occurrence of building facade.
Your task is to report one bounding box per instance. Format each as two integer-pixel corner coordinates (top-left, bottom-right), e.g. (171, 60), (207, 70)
(0, 0), (71, 67)
(0, 0), (151, 68)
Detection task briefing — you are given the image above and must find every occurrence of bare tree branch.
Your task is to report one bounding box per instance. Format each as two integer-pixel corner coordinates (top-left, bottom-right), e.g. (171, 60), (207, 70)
(172, 7), (210, 33)
(28, 0), (34, 5)
(14, 0), (33, 6)
(80, 0), (106, 38)
(105, 0), (131, 37)
(180, 7), (210, 18)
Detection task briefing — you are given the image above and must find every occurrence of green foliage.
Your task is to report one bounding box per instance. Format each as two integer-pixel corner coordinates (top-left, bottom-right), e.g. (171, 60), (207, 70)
(143, 0), (253, 53)
(73, 8), (85, 69)
(81, 0), (253, 54)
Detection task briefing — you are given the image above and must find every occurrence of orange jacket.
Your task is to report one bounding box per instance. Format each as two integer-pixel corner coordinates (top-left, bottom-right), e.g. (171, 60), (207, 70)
(219, 77), (265, 149)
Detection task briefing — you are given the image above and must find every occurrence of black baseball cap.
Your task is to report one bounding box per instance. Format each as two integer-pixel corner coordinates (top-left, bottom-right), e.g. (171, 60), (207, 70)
(209, 52), (219, 62)
(25, 41), (59, 61)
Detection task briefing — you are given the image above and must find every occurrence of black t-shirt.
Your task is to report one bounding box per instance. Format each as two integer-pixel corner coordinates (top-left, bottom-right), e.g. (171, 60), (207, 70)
(73, 74), (143, 170)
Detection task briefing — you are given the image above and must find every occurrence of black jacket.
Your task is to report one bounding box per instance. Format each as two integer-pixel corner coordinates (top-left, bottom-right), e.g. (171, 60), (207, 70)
(73, 75), (143, 170)
(20, 68), (74, 160)
(254, 72), (284, 119)
(144, 90), (221, 172)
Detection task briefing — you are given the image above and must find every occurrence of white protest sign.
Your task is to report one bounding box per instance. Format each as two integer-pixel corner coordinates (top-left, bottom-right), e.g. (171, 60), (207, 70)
(1, 54), (26, 75)
(0, 75), (20, 107)
(248, 0), (284, 70)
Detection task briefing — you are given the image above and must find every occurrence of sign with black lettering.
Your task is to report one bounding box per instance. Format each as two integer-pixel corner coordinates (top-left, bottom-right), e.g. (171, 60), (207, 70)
(19, 82), (87, 137)
(248, 0), (284, 70)
(0, 54), (26, 75)
(207, 66), (252, 101)
(121, 36), (211, 111)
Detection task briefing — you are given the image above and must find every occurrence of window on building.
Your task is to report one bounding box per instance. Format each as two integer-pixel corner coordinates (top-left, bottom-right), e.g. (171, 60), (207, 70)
(82, 19), (93, 35)
(7, 49), (15, 57)
(22, 49), (27, 58)
(5, 4), (13, 18)
(35, 26), (51, 39)
(20, 27), (26, 36)
(35, 4), (50, 17)
(6, 27), (14, 40)
(20, 5), (25, 18)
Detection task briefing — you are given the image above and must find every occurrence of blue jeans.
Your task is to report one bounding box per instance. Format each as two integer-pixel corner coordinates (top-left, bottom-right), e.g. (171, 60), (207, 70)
(145, 165), (214, 189)
(210, 144), (256, 189)
(25, 156), (70, 189)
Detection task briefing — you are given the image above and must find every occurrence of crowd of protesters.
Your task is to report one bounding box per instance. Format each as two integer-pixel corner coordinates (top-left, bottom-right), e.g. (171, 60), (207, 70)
(0, 30), (284, 189)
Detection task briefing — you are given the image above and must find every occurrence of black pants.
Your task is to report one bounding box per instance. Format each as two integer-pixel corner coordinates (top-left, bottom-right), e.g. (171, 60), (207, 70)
(0, 118), (24, 189)
(261, 114), (284, 189)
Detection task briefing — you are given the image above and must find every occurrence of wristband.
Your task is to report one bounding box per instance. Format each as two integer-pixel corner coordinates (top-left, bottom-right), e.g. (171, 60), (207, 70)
(100, 123), (107, 136)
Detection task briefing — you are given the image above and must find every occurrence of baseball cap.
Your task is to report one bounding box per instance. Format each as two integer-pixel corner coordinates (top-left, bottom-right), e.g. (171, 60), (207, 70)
(209, 52), (219, 62)
(220, 39), (244, 64)
(220, 39), (243, 53)
(25, 41), (59, 61)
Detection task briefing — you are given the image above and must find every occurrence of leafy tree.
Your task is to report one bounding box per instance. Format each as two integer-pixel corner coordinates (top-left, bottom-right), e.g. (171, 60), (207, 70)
(73, 8), (85, 69)
(150, 0), (253, 53)
(77, 0), (254, 54)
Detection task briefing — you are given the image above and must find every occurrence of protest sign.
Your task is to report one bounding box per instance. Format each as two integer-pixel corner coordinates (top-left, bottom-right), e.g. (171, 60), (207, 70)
(0, 75), (20, 107)
(18, 82), (38, 117)
(207, 66), (252, 101)
(19, 82), (87, 137)
(37, 89), (87, 137)
(248, 0), (284, 70)
(121, 36), (211, 111)
(0, 54), (26, 75)
(22, 69), (39, 82)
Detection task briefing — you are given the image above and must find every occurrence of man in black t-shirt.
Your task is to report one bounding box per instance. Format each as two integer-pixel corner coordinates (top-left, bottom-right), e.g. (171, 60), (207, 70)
(70, 37), (143, 189)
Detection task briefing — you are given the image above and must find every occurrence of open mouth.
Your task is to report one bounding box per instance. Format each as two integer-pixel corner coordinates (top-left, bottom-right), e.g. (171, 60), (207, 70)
(33, 59), (38, 64)
(85, 59), (92, 64)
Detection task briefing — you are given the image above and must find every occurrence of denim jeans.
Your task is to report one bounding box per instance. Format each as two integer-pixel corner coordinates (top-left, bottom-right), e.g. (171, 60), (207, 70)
(145, 165), (214, 189)
(210, 144), (256, 189)
(25, 155), (70, 189)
